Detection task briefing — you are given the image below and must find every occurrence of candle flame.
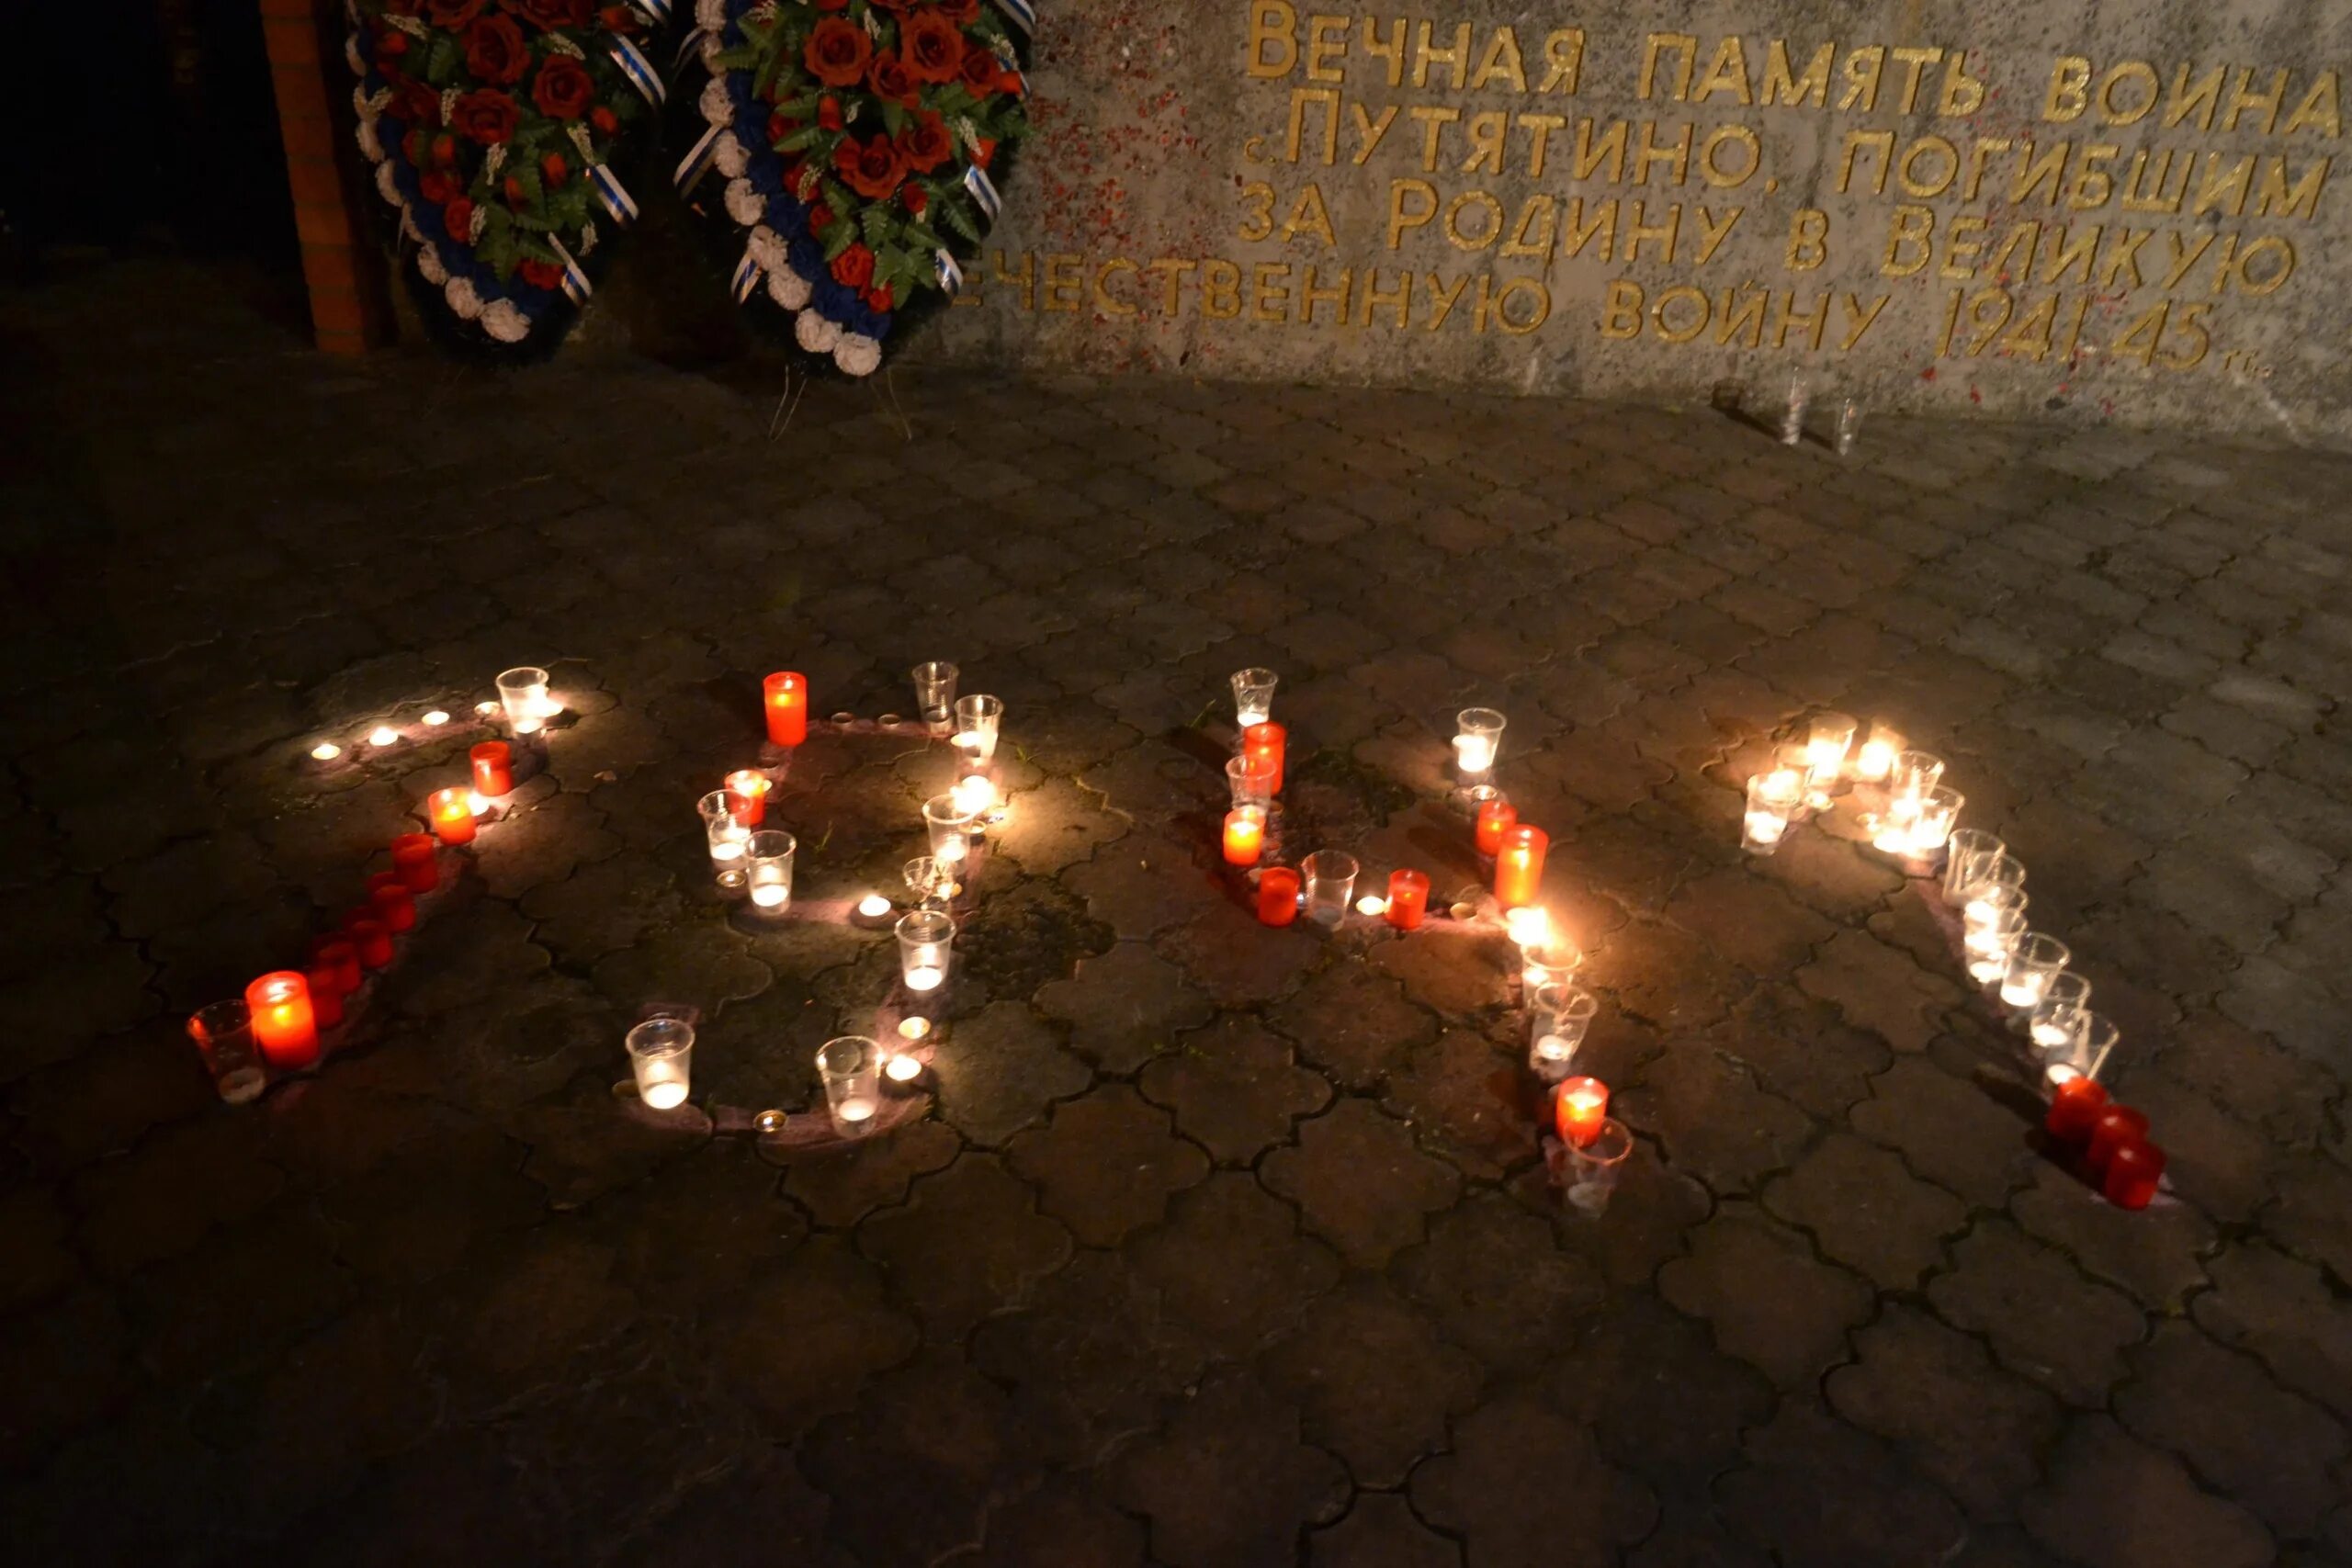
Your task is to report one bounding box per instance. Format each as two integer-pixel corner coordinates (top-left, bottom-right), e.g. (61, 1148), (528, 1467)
(310, 741), (342, 761)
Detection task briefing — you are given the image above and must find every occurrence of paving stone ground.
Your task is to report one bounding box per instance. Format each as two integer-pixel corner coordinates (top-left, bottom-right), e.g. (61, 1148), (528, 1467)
(5, 259), (2352, 1566)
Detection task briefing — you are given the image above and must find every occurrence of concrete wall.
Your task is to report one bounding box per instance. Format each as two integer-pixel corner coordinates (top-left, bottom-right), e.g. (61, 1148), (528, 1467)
(922, 1), (2352, 439)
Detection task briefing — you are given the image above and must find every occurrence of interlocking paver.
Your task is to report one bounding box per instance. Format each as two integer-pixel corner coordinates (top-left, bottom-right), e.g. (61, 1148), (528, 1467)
(8, 260), (2352, 1556)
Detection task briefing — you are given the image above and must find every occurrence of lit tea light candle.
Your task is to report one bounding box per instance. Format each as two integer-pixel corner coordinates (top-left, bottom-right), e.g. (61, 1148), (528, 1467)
(422, 709), (451, 727)
(884, 1054), (923, 1083)
(641, 1079), (687, 1110)
(898, 1016), (931, 1041)
(898, 909), (954, 993)
(905, 966), (944, 992)
(834, 1095), (876, 1125)
(1473, 791), (1516, 856)
(310, 741), (342, 761)
(1494, 823), (1547, 908)
(1454, 707), (1506, 776)
(466, 791), (491, 817)
(368, 726), (400, 747)
(428, 787), (477, 846)
(751, 884), (787, 908)
(245, 971), (320, 1070)
(1385, 869), (1430, 931)
(725, 769), (769, 826)
(1804, 712), (1856, 787)
(1505, 906), (1551, 951)
(858, 894), (893, 919)
(1222, 807), (1266, 866)
(475, 701), (499, 716)
(1355, 895), (1387, 917)
(497, 667), (552, 736)
(763, 671), (808, 747)
(1853, 724), (1904, 783)
(952, 774), (998, 816)
(1555, 1076), (1609, 1148)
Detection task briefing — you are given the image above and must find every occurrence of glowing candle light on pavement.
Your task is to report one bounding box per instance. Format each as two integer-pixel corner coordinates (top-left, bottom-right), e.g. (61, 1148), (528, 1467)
(429, 787), (476, 846)
(1223, 807), (1265, 866)
(471, 741), (514, 798)
(1385, 869), (1430, 930)
(1242, 722), (1286, 795)
(1474, 793), (1516, 856)
(763, 671), (808, 746)
(2044, 1076), (2109, 1143)
(726, 769), (770, 826)
(1555, 1076), (1609, 1148)
(1495, 824), (1547, 908)
(310, 741), (342, 761)
(245, 971), (319, 1070)
(368, 726), (400, 748)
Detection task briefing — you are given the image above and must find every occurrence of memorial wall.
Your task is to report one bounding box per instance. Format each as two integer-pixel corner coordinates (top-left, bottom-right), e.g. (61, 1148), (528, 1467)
(924, 2), (2352, 437)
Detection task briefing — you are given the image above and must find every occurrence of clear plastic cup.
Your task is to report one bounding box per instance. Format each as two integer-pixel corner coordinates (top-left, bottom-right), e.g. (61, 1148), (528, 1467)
(626, 1016), (694, 1110)
(897, 909), (955, 993)
(911, 661), (959, 733)
(952, 694), (1002, 764)
(1301, 851), (1359, 927)
(818, 1036), (881, 1137)
(187, 1000), (266, 1104)
(1231, 667), (1279, 728)
(496, 666), (552, 736)
(745, 829), (797, 913)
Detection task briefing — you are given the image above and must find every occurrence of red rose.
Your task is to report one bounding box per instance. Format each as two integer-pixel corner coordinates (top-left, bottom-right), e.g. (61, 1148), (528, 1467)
(426, 0), (486, 26)
(808, 201), (832, 232)
(768, 111), (795, 143)
(390, 75), (442, 128)
(499, 0), (589, 27)
(901, 183), (928, 215)
(451, 88), (520, 145)
(830, 243), (875, 288)
(432, 132), (458, 164)
(590, 105), (618, 134)
(832, 134), (906, 200)
(817, 96), (843, 130)
(462, 16), (528, 85)
(443, 196), (476, 236)
(531, 54), (594, 120)
(865, 283), (894, 312)
(503, 175), (526, 206)
(803, 17), (872, 88)
(957, 45), (1000, 97)
(541, 152), (569, 186)
(519, 258), (564, 289)
(420, 170), (458, 205)
(900, 10), (964, 84)
(375, 28), (410, 59)
(897, 112), (952, 174)
(867, 54), (918, 107)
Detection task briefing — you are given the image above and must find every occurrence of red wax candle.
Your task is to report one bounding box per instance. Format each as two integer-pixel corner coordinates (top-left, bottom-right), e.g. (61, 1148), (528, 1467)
(2045, 1076), (2109, 1143)
(2103, 1139), (2165, 1210)
(345, 914), (394, 969)
(1223, 807), (1266, 866)
(1242, 722), (1286, 795)
(429, 787), (476, 846)
(2085, 1106), (2150, 1179)
(1385, 869), (1430, 930)
(1495, 824), (1548, 908)
(763, 671), (808, 746)
(1256, 866), (1302, 927)
(245, 971), (319, 1070)
(1555, 1076), (1609, 1148)
(310, 937), (361, 997)
(368, 877), (416, 933)
(470, 740), (514, 797)
(391, 832), (439, 893)
(306, 967), (345, 1029)
(725, 769), (770, 826)
(1475, 795), (1517, 856)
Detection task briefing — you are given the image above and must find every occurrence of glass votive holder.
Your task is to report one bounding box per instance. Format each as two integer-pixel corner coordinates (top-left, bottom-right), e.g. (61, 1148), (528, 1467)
(2028, 972), (2094, 1052)
(1231, 667), (1279, 728)
(911, 661), (959, 733)
(818, 1036), (882, 1138)
(1521, 939), (1584, 989)
(1470, 786), (1514, 855)
(187, 1000), (266, 1105)
(1223, 806), (1267, 866)
(2044, 1010), (2121, 1093)
(626, 1016), (694, 1110)
(897, 908), (955, 993)
(699, 789), (751, 885)
(1301, 851), (1359, 927)
(953, 694), (1003, 764)
(1743, 772), (1803, 855)
(496, 665), (551, 736)
(745, 829), (797, 913)
(2000, 932), (2071, 1010)
(1853, 723), (1905, 783)
(1563, 1118), (1634, 1218)
(1226, 753), (1277, 810)
(1890, 750), (1946, 807)
(903, 855), (952, 909)
(1963, 908), (2028, 983)
(1957, 852), (2028, 918)
(1962, 882), (2029, 939)
(1504, 905), (1552, 951)
(1940, 829), (2007, 905)
(1906, 786), (1963, 858)
(923, 793), (978, 867)
(1453, 707), (1506, 779)
(429, 786), (477, 846)
(1528, 983), (1597, 1081)
(1804, 712), (1857, 788)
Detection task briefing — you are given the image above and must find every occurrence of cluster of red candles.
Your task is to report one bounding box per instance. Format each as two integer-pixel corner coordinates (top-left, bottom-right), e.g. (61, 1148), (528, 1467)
(2045, 1078), (2165, 1209)
(1229, 723), (1436, 931)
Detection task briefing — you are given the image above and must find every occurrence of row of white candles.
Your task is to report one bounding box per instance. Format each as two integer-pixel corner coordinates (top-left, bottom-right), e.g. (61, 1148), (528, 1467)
(1744, 714), (2117, 1092)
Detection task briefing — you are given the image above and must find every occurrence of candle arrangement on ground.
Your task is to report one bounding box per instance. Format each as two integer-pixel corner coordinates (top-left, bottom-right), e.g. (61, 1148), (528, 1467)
(1737, 712), (2163, 1209)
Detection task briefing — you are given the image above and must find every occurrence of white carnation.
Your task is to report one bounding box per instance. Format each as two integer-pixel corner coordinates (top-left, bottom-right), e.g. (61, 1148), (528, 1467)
(833, 333), (882, 378)
(748, 225), (786, 273)
(415, 244), (447, 286)
(695, 0), (725, 28)
(481, 299), (531, 343)
(375, 159), (403, 207)
(356, 118), (382, 163)
(795, 310), (841, 354)
(766, 265), (810, 310)
(445, 276), (483, 320)
(700, 76), (733, 128)
(723, 177), (765, 227)
(713, 130), (748, 179)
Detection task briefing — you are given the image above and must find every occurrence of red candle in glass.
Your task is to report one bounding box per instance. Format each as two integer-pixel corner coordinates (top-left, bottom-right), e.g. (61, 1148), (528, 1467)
(306, 966), (345, 1029)
(245, 971), (319, 1070)
(391, 832), (439, 893)
(310, 936), (361, 996)
(763, 671), (808, 746)
(1242, 722), (1286, 795)
(2103, 1139), (2165, 1210)
(1475, 795), (1517, 856)
(1223, 807), (1265, 866)
(2044, 1076), (2109, 1143)
(368, 878), (416, 933)
(1385, 869), (1430, 930)
(2085, 1106), (2150, 1180)
(345, 913), (395, 969)
(429, 787), (476, 846)
(470, 740), (514, 797)
(1555, 1076), (1609, 1148)
(725, 770), (769, 826)
(1495, 824), (1548, 908)
(1256, 866), (1302, 927)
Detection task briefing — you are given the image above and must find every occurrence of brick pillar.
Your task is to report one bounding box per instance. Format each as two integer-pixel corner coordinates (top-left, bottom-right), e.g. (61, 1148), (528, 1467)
(262, 0), (391, 354)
